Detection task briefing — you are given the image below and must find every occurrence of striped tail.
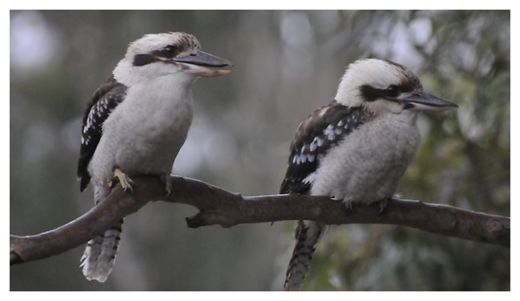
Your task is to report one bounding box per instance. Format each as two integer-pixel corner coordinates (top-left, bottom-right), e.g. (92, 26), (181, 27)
(284, 220), (326, 291)
(80, 219), (123, 282)
(79, 184), (122, 283)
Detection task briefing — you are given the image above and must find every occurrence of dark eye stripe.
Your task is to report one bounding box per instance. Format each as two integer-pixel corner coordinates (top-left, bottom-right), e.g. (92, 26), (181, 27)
(152, 44), (182, 58)
(360, 83), (417, 102)
(132, 44), (183, 67)
(385, 85), (399, 97)
(360, 85), (386, 102)
(132, 54), (156, 66)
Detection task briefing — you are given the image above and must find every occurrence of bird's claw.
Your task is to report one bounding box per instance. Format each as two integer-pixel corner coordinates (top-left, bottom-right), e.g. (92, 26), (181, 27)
(112, 168), (134, 192)
(378, 198), (390, 214)
(343, 199), (354, 213)
(160, 174), (173, 196)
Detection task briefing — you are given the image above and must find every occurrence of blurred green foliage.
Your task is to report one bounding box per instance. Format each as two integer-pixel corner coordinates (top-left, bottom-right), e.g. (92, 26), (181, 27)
(10, 10), (509, 290)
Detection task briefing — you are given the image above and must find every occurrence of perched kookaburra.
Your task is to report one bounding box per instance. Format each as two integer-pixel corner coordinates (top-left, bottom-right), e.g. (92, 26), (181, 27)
(280, 58), (457, 290)
(77, 32), (231, 282)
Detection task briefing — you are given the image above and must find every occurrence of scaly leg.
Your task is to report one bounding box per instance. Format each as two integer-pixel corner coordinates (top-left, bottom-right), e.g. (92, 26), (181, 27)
(109, 168), (134, 191)
(343, 199), (353, 212)
(378, 198), (389, 214)
(377, 197), (395, 214)
(160, 174), (173, 196)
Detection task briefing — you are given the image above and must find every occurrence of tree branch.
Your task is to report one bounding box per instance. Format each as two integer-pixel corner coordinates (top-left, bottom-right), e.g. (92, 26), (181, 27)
(10, 175), (510, 265)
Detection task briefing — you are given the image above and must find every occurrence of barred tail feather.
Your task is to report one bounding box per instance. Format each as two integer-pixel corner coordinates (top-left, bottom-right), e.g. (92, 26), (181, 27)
(284, 220), (325, 291)
(80, 220), (123, 282)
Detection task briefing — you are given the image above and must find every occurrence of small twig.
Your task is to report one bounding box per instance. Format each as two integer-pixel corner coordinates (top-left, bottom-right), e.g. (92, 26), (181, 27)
(10, 175), (510, 266)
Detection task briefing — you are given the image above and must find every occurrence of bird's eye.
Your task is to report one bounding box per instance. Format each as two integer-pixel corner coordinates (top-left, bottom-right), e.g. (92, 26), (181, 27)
(164, 45), (176, 53)
(158, 45), (179, 58)
(384, 85), (399, 97)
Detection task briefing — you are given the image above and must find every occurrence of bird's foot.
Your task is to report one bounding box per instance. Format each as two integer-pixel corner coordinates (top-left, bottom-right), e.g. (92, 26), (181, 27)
(379, 197), (392, 214)
(160, 174), (173, 196)
(343, 199), (354, 213)
(377, 198), (390, 214)
(331, 195), (354, 213)
(110, 168), (134, 192)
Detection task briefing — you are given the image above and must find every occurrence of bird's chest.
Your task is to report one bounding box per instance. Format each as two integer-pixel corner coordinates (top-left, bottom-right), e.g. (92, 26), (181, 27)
(116, 96), (192, 147)
(311, 114), (420, 203)
(100, 84), (193, 174)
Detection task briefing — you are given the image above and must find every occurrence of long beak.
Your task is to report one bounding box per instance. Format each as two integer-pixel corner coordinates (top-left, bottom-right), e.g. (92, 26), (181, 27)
(174, 51), (232, 77)
(400, 91), (458, 111)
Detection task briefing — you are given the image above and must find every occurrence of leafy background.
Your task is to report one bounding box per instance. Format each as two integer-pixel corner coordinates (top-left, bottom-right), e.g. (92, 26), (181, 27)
(10, 10), (509, 290)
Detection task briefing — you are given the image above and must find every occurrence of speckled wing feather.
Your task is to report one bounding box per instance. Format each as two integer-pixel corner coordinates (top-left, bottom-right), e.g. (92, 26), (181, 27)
(77, 76), (127, 191)
(279, 100), (373, 195)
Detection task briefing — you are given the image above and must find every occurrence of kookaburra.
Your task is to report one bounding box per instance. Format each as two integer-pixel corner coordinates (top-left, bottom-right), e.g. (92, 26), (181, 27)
(77, 32), (231, 282)
(280, 58), (457, 290)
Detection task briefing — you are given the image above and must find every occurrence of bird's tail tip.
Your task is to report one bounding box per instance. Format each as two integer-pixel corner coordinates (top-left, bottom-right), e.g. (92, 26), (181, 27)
(80, 263), (112, 283)
(80, 225), (122, 283)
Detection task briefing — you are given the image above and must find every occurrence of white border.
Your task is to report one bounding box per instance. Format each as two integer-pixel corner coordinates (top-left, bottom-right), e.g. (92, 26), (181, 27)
(3, 1), (516, 300)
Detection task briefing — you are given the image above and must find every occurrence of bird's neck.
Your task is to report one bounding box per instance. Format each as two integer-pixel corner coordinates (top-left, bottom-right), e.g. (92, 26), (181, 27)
(113, 60), (196, 88)
(129, 75), (195, 108)
(374, 109), (417, 124)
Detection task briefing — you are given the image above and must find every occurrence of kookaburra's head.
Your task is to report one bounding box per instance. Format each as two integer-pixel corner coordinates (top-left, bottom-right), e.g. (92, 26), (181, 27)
(113, 32), (231, 86)
(335, 58), (457, 115)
